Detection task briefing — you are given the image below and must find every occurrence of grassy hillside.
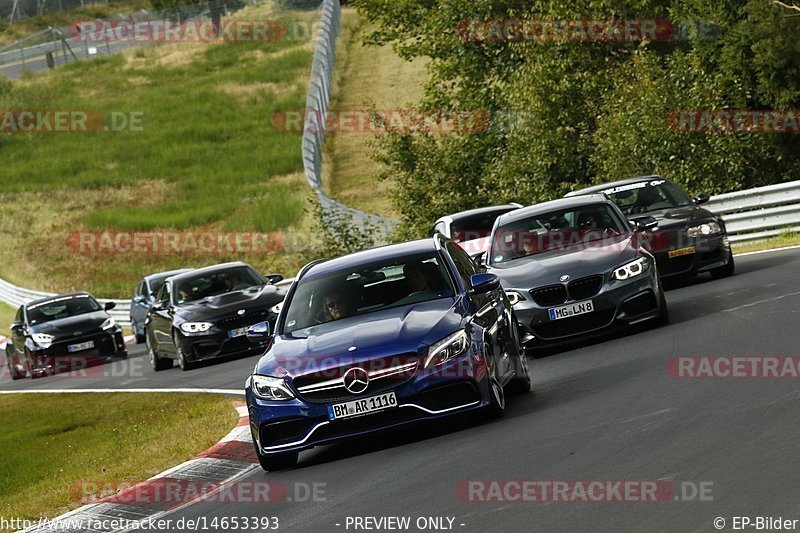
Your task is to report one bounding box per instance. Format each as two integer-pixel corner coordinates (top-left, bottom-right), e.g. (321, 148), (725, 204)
(0, 2), (320, 297)
(324, 10), (427, 216)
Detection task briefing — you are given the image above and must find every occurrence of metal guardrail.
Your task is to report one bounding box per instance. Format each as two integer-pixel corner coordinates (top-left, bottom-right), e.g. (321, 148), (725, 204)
(301, 0), (396, 236)
(705, 180), (800, 244)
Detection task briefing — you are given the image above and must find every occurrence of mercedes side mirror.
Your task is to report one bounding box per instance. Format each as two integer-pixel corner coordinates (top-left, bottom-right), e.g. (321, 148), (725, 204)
(267, 274), (284, 285)
(10, 321), (23, 331)
(104, 301), (116, 311)
(470, 273), (500, 294)
(694, 194), (710, 205)
(246, 321), (271, 344)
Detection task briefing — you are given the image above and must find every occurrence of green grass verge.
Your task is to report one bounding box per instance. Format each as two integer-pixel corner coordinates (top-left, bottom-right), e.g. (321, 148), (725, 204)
(0, 393), (238, 527)
(733, 231), (800, 255)
(0, 2), (320, 297)
(0, 302), (16, 337)
(325, 9), (428, 216)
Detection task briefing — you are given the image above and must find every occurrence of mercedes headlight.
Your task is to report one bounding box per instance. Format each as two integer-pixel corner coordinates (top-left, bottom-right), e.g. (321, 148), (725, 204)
(505, 291), (524, 306)
(180, 322), (213, 333)
(687, 221), (722, 238)
(251, 375), (295, 401)
(31, 333), (55, 349)
(424, 329), (469, 368)
(101, 317), (116, 330)
(612, 257), (651, 281)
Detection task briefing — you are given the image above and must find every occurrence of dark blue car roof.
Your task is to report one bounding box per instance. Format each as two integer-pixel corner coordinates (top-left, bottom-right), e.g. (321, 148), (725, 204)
(302, 238), (439, 280)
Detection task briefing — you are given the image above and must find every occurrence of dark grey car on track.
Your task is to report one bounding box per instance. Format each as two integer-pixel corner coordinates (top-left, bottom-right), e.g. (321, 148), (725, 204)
(486, 195), (668, 348)
(566, 175), (734, 280)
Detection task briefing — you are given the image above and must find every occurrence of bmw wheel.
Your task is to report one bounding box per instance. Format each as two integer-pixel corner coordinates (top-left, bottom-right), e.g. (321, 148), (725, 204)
(710, 250), (735, 279)
(174, 331), (195, 371)
(147, 333), (172, 371)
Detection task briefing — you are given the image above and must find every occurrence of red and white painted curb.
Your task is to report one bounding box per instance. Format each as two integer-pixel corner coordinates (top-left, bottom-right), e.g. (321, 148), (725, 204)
(23, 401), (258, 533)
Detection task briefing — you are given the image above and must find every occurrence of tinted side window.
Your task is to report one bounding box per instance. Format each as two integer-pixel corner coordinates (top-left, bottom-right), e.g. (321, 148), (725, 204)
(446, 241), (477, 287)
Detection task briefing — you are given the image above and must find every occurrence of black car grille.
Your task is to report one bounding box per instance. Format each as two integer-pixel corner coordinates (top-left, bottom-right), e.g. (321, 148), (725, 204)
(657, 253), (694, 276)
(567, 276), (603, 301)
(293, 354), (419, 404)
(416, 383), (481, 411)
(532, 309), (616, 340)
(314, 408), (421, 441)
(260, 418), (313, 447)
(48, 331), (119, 357)
(215, 310), (271, 330)
(529, 285), (568, 307)
(621, 291), (658, 317)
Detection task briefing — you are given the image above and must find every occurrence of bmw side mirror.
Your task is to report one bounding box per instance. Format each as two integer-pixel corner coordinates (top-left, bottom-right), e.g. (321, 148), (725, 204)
(629, 216), (658, 230)
(246, 321), (271, 344)
(694, 194), (710, 205)
(470, 273), (500, 294)
(104, 301), (116, 311)
(267, 274), (284, 284)
(133, 295), (146, 304)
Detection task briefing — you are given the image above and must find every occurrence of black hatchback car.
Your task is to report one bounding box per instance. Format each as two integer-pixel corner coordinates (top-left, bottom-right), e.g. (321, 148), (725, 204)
(5, 292), (127, 379)
(566, 176), (734, 280)
(144, 262), (286, 371)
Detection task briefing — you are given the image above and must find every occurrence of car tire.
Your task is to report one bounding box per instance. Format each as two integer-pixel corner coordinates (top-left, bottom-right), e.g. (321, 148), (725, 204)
(174, 332), (195, 372)
(134, 327), (146, 344)
(483, 343), (506, 418)
(147, 333), (172, 371)
(255, 443), (298, 472)
(506, 323), (532, 396)
(710, 250), (735, 279)
(656, 289), (670, 326)
(7, 353), (23, 380)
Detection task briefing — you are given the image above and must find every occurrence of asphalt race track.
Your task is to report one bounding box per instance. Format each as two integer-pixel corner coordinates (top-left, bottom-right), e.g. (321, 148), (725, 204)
(3, 248), (800, 532)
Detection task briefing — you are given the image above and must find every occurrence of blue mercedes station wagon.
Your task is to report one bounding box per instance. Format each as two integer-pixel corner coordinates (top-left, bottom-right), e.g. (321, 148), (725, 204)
(245, 235), (531, 470)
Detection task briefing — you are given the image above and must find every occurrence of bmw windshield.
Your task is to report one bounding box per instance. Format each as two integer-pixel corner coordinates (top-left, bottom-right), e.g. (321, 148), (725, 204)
(601, 178), (694, 216)
(282, 253), (455, 333)
(489, 203), (628, 265)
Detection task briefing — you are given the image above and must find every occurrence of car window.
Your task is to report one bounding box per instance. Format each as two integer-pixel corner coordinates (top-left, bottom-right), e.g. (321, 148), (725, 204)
(603, 179), (693, 215)
(489, 203), (627, 265)
(135, 281), (146, 298)
(446, 241), (476, 287)
(174, 266), (264, 305)
(282, 253), (455, 333)
(450, 208), (517, 241)
(26, 295), (102, 325)
(15, 306), (23, 324)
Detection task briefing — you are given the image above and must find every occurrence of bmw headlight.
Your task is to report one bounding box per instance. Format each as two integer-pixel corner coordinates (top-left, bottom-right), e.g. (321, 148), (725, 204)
(251, 375), (295, 401)
(31, 333), (55, 349)
(505, 291), (524, 306)
(424, 329), (469, 368)
(180, 322), (213, 334)
(687, 221), (722, 238)
(612, 257), (651, 281)
(101, 317), (116, 330)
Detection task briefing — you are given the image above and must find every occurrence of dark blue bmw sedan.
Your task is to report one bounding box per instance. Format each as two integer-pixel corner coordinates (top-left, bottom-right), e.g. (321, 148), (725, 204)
(245, 235), (531, 470)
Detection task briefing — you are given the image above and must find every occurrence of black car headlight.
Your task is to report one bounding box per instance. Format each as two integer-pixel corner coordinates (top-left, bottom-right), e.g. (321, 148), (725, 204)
(251, 375), (295, 401)
(505, 291), (524, 306)
(180, 322), (213, 334)
(31, 333), (55, 349)
(424, 330), (469, 368)
(612, 257), (651, 281)
(687, 221), (722, 238)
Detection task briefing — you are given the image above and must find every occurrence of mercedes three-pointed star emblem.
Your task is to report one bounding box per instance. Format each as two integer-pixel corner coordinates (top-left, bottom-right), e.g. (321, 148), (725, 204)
(343, 367), (369, 394)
